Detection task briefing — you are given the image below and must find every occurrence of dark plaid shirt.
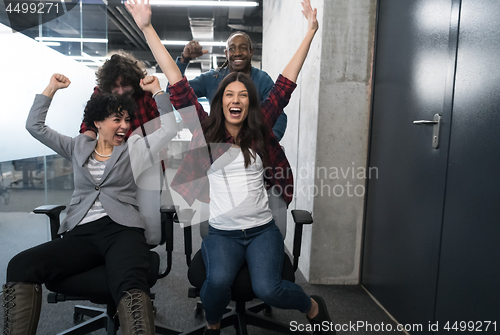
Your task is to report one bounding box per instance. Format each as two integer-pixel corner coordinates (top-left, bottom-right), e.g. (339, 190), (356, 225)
(169, 75), (296, 206)
(79, 86), (159, 138)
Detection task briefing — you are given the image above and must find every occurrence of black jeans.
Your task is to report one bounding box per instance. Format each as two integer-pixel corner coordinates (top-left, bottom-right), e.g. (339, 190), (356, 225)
(6, 216), (151, 305)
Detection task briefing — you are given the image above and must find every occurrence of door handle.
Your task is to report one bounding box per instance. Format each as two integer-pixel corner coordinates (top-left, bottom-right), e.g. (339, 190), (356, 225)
(413, 114), (442, 149)
(413, 120), (438, 125)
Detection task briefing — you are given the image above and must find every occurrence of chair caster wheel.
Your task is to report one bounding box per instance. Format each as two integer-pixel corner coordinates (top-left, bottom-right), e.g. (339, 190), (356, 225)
(263, 306), (272, 317)
(73, 312), (84, 323)
(194, 305), (204, 318)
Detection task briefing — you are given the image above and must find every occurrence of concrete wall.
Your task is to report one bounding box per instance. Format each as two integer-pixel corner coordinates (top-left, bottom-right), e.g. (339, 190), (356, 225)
(262, 0), (377, 284)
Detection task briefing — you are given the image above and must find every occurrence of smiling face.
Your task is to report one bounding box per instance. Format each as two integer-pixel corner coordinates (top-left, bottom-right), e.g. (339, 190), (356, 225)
(94, 110), (131, 147)
(225, 34), (253, 73)
(222, 81), (250, 133)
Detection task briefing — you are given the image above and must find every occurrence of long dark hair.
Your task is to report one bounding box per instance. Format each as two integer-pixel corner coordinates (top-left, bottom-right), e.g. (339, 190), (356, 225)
(203, 72), (269, 168)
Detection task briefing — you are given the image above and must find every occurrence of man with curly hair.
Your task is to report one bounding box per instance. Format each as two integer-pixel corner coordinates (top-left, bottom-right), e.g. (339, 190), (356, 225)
(79, 50), (161, 139)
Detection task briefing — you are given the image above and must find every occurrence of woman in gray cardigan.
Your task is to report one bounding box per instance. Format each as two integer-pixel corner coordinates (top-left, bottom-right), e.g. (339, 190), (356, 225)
(2, 73), (176, 335)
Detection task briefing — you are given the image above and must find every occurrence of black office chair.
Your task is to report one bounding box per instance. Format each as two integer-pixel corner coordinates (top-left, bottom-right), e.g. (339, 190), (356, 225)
(32, 203), (182, 335)
(179, 187), (313, 335)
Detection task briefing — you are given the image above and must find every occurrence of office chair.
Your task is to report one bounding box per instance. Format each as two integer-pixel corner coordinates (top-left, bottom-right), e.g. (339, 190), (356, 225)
(32, 196), (182, 334)
(180, 186), (313, 335)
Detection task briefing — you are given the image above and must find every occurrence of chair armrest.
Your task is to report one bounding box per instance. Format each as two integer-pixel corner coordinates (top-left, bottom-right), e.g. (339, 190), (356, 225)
(291, 209), (313, 272)
(158, 205), (179, 279)
(33, 205), (66, 241)
(160, 205), (178, 214)
(176, 209), (196, 267)
(291, 210), (313, 224)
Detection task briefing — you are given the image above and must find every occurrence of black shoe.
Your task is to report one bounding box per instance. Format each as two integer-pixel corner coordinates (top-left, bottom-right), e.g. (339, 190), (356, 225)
(203, 328), (221, 335)
(307, 295), (336, 334)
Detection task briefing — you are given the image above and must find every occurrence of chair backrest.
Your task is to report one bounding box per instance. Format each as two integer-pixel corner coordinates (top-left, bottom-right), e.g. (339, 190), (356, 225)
(199, 185), (287, 240)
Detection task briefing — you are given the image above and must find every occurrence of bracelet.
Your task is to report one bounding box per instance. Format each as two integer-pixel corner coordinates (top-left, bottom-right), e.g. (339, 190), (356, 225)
(152, 90), (163, 98)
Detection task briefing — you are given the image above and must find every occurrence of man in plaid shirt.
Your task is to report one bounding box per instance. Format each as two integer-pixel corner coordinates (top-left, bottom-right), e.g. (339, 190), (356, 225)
(79, 51), (160, 138)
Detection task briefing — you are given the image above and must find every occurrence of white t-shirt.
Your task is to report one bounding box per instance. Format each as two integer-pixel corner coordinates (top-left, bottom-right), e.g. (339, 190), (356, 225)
(207, 147), (273, 230)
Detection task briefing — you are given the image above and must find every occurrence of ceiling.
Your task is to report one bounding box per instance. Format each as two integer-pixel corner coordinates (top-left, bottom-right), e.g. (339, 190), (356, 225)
(1, 0), (264, 71)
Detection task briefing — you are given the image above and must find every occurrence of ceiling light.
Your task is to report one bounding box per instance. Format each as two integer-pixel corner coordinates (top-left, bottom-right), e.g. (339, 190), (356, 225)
(146, 1), (259, 7)
(35, 37), (108, 43)
(161, 40), (226, 47)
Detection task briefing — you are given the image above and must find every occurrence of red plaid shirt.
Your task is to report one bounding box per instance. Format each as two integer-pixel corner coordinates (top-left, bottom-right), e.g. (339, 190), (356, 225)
(79, 86), (159, 138)
(169, 75), (296, 206)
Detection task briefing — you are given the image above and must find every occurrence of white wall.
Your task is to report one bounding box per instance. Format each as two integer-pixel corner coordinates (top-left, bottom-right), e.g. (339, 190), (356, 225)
(0, 23), (96, 162)
(263, 0), (377, 284)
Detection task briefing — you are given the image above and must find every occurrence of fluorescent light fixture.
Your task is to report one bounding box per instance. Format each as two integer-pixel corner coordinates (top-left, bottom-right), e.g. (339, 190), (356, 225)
(212, 55), (217, 69)
(35, 37), (108, 43)
(68, 52), (108, 61)
(146, 1), (258, 7)
(68, 56), (108, 61)
(38, 41), (61, 47)
(161, 40), (226, 47)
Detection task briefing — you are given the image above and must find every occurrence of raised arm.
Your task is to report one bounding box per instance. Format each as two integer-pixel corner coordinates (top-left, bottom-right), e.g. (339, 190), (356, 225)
(125, 0), (183, 85)
(42, 73), (71, 99)
(128, 75), (177, 176)
(26, 74), (75, 161)
(281, 0), (319, 83)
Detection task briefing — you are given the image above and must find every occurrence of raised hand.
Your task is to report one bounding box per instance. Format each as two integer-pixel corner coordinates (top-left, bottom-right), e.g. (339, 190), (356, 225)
(301, 0), (318, 32)
(180, 41), (209, 63)
(140, 75), (162, 94)
(127, 0), (183, 85)
(281, 0), (319, 83)
(42, 73), (71, 98)
(50, 73), (71, 90)
(125, 0), (152, 31)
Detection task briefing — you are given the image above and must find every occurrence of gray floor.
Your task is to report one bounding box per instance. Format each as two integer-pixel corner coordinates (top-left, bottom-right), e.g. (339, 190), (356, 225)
(0, 211), (402, 335)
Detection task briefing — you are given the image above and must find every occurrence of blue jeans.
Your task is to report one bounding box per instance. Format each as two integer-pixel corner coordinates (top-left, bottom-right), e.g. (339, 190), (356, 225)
(200, 220), (312, 324)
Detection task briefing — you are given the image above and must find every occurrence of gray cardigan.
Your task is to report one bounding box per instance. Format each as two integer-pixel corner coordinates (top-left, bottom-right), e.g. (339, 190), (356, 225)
(26, 93), (176, 234)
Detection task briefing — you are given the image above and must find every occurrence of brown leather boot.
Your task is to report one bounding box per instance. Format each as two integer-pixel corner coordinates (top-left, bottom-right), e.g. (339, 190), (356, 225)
(2, 282), (42, 335)
(117, 289), (155, 335)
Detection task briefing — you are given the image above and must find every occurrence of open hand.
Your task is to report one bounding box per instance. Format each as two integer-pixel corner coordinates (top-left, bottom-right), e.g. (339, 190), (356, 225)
(301, 0), (318, 32)
(140, 75), (161, 93)
(125, 0), (152, 31)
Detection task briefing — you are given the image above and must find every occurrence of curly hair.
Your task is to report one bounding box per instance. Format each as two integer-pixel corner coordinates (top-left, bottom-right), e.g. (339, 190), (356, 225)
(83, 93), (137, 129)
(95, 50), (147, 97)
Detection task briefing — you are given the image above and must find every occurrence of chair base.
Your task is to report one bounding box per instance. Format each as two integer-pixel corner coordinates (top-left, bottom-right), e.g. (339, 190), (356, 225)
(55, 304), (182, 335)
(181, 300), (311, 335)
(155, 323), (183, 334)
(57, 305), (117, 335)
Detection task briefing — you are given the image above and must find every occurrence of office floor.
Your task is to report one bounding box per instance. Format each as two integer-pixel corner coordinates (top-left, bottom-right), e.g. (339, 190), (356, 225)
(0, 212), (403, 335)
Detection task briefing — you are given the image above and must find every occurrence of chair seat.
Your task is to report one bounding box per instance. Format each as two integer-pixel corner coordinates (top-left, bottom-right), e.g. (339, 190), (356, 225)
(187, 250), (295, 302)
(45, 251), (160, 305)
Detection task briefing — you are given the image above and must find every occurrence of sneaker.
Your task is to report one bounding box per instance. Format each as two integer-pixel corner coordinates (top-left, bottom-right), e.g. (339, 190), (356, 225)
(307, 295), (336, 334)
(203, 328), (221, 335)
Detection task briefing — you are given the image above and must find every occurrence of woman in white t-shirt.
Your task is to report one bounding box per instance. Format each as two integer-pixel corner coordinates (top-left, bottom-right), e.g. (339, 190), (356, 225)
(127, 0), (335, 334)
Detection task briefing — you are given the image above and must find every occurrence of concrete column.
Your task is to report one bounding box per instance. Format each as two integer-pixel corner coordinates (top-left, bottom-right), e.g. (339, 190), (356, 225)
(262, 0), (377, 284)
